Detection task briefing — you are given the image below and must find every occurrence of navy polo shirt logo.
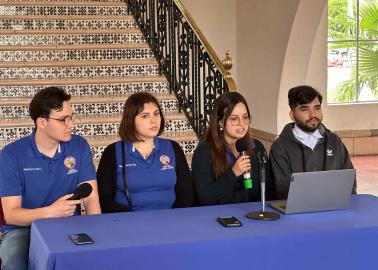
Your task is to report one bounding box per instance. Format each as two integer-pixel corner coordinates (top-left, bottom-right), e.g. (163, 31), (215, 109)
(160, 155), (174, 171)
(64, 156), (78, 175)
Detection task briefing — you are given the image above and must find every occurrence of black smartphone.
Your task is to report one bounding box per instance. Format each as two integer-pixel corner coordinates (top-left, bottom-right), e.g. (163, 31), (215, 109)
(217, 216), (242, 227)
(69, 233), (94, 245)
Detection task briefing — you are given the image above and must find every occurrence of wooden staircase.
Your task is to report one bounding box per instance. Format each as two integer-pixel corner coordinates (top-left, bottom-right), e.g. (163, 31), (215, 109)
(0, 0), (198, 166)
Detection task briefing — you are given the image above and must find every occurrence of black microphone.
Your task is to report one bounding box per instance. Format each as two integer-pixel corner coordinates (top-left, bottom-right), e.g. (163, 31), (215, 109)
(235, 139), (252, 189)
(68, 183), (92, 200)
(246, 151), (280, 221)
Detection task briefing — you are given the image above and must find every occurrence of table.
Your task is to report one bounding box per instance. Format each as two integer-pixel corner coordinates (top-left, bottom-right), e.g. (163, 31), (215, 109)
(29, 194), (378, 270)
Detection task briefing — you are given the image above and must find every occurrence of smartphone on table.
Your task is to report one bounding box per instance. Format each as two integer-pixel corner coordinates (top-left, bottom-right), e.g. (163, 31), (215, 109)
(69, 233), (94, 245)
(217, 216), (242, 227)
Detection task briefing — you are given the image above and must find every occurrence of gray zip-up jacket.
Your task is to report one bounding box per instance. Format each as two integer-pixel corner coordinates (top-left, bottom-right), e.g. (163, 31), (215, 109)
(269, 123), (356, 199)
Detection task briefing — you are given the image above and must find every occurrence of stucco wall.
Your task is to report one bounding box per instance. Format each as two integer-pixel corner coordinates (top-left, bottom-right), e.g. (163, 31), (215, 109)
(237, 0), (300, 134)
(181, 0), (238, 81)
(179, 0), (378, 134)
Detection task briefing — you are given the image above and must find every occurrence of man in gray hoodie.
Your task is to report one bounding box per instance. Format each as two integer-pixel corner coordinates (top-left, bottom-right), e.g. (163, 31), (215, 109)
(269, 85), (356, 200)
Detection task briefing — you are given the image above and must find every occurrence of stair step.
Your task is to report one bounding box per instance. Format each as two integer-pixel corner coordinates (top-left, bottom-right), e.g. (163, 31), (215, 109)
(1, 93), (176, 104)
(0, 116), (192, 142)
(0, 47), (154, 62)
(0, 5), (128, 16)
(1, 5), (127, 15)
(0, 43), (149, 50)
(0, 28), (142, 35)
(0, 14), (133, 19)
(0, 113), (189, 127)
(0, 31), (146, 48)
(0, 75), (166, 86)
(0, 0), (125, 5)
(0, 58), (157, 67)
(0, 0), (124, 3)
(0, 17), (137, 32)
(0, 62), (160, 79)
(0, 32), (145, 47)
(0, 79), (170, 98)
(1, 95), (181, 118)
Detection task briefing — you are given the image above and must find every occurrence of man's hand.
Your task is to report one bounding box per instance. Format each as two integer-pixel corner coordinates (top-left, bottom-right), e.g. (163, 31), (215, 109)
(44, 194), (81, 218)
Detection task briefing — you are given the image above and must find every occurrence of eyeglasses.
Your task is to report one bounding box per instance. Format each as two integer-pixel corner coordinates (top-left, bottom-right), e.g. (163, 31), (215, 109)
(228, 115), (250, 126)
(46, 114), (75, 125)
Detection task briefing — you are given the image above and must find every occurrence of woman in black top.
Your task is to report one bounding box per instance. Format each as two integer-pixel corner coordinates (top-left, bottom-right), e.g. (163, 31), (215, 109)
(192, 92), (270, 205)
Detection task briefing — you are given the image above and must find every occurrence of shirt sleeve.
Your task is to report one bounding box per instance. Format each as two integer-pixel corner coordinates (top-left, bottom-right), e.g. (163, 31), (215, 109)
(97, 143), (131, 213)
(338, 137), (357, 194)
(192, 141), (240, 205)
(0, 149), (23, 197)
(78, 137), (96, 183)
(269, 141), (292, 200)
(171, 140), (195, 208)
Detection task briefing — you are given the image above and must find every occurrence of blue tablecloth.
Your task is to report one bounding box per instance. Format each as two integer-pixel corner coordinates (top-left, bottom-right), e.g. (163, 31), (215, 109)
(29, 194), (378, 270)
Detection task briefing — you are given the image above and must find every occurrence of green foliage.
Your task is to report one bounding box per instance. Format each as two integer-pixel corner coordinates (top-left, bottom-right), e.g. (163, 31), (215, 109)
(328, 0), (378, 103)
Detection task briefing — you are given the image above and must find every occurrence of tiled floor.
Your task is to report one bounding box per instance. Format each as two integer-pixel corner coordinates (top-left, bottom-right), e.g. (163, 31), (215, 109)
(351, 155), (378, 196)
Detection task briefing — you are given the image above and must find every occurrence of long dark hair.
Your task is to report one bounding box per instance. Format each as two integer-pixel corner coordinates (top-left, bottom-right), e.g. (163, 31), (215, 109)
(205, 92), (252, 178)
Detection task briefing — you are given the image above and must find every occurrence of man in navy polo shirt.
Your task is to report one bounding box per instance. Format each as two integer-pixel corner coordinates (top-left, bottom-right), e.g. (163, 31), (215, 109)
(0, 87), (101, 270)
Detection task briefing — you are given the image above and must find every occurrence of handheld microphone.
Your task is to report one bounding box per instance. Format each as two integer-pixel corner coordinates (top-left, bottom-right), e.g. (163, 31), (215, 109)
(68, 183), (92, 200)
(246, 151), (280, 221)
(235, 139), (252, 189)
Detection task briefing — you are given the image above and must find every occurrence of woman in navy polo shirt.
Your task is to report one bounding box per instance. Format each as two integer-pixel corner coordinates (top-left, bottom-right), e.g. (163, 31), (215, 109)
(192, 92), (271, 205)
(97, 92), (194, 212)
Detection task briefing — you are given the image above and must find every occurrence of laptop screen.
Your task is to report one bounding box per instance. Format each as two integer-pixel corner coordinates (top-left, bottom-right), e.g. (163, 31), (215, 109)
(271, 169), (356, 214)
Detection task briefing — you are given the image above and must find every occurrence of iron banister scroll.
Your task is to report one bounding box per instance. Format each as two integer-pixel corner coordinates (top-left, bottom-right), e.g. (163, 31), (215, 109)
(126, 0), (237, 138)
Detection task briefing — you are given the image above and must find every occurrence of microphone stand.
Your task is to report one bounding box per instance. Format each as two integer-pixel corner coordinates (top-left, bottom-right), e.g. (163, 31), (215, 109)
(246, 152), (280, 221)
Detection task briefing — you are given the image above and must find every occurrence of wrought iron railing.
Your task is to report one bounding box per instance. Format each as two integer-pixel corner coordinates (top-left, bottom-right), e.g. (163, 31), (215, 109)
(126, 0), (237, 138)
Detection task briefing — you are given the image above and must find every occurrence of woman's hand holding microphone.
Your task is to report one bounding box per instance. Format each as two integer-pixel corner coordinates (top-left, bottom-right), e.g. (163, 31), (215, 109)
(232, 154), (251, 177)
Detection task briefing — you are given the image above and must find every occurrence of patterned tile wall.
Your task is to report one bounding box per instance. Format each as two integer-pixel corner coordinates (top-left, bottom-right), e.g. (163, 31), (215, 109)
(0, 119), (192, 141)
(0, 19), (138, 31)
(0, 64), (160, 79)
(0, 33), (145, 46)
(0, 48), (154, 62)
(0, 100), (179, 119)
(0, 0), (198, 160)
(0, 6), (128, 16)
(0, 82), (170, 98)
(1, 0), (122, 2)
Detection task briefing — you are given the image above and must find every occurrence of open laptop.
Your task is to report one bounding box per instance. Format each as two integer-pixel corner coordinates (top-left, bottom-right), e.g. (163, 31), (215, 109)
(268, 169), (356, 214)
